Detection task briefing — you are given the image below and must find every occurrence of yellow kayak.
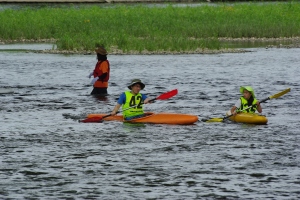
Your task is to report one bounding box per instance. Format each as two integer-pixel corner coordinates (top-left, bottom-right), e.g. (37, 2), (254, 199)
(228, 113), (268, 125)
(87, 112), (198, 125)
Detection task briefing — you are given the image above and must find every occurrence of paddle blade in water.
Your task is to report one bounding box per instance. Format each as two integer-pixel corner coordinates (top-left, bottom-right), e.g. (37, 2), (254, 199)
(270, 88), (291, 99)
(156, 89), (178, 100)
(80, 117), (103, 123)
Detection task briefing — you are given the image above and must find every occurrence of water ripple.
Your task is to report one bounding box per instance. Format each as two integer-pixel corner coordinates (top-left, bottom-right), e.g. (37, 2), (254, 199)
(0, 48), (299, 199)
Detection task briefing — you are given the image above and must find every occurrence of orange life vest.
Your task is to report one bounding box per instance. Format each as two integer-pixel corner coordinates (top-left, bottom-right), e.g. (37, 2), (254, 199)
(93, 60), (110, 88)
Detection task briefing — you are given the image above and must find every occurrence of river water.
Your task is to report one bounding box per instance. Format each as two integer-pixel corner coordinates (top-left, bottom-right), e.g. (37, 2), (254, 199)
(0, 45), (299, 199)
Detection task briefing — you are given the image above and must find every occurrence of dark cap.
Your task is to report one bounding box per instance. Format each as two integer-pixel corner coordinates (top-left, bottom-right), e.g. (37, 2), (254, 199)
(128, 79), (145, 90)
(95, 46), (107, 55)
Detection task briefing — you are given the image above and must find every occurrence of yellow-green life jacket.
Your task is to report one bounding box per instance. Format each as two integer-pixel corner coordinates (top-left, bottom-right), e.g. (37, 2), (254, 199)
(237, 96), (258, 113)
(122, 91), (144, 118)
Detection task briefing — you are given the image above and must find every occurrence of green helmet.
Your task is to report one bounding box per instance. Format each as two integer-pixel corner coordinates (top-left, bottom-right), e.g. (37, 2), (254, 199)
(240, 86), (255, 98)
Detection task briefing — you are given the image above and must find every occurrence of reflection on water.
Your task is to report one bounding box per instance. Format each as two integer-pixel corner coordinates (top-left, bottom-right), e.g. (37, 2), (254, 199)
(122, 122), (147, 130)
(0, 46), (299, 199)
(91, 94), (109, 102)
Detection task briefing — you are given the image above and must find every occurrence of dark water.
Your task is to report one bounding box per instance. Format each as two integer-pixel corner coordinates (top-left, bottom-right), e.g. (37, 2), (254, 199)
(0, 46), (299, 199)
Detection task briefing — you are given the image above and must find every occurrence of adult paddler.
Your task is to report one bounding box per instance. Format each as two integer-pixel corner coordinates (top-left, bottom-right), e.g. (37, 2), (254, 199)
(88, 46), (110, 96)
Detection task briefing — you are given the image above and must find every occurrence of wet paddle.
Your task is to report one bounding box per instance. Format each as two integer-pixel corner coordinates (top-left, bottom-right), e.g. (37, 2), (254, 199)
(201, 88), (291, 123)
(80, 89), (178, 123)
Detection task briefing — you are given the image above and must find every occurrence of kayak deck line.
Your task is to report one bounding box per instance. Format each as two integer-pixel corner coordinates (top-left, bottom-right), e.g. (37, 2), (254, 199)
(87, 112), (198, 125)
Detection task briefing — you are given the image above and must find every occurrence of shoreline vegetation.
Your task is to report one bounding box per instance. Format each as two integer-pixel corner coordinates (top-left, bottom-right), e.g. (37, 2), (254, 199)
(1, 37), (300, 55)
(1, 2), (300, 54)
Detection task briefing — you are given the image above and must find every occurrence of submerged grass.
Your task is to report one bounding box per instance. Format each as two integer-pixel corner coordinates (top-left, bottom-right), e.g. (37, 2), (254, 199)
(0, 2), (300, 53)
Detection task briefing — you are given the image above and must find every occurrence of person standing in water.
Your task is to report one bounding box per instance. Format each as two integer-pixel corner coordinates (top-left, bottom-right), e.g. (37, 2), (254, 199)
(228, 86), (262, 115)
(88, 46), (110, 96)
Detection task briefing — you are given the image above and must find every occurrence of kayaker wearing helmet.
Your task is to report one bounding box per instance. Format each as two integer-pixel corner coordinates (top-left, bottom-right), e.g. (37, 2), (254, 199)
(111, 79), (152, 120)
(228, 86), (262, 115)
(88, 46), (110, 96)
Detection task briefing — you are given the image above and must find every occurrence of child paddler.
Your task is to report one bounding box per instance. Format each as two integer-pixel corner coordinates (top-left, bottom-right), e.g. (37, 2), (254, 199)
(111, 79), (152, 120)
(227, 86), (262, 116)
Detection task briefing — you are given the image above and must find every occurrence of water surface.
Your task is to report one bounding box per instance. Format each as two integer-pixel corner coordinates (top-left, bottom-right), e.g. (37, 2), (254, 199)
(0, 46), (299, 199)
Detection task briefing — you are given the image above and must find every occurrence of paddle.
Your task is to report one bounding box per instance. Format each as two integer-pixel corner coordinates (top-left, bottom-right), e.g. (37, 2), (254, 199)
(201, 88), (291, 123)
(80, 89), (178, 123)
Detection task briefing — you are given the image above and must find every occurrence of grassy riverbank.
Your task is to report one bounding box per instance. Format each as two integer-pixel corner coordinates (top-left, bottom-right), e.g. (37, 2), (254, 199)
(1, 2), (300, 53)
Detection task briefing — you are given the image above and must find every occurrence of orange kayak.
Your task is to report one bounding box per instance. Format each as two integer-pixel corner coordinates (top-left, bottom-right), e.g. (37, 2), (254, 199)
(87, 112), (198, 125)
(229, 113), (268, 125)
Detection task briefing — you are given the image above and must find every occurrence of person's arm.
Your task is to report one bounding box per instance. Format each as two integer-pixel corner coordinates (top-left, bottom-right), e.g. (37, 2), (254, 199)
(143, 97), (152, 104)
(111, 103), (121, 115)
(91, 72), (107, 84)
(141, 94), (152, 104)
(98, 72), (107, 81)
(230, 106), (237, 115)
(256, 101), (262, 113)
(98, 61), (108, 81)
(230, 99), (241, 115)
(111, 93), (125, 115)
(88, 71), (94, 78)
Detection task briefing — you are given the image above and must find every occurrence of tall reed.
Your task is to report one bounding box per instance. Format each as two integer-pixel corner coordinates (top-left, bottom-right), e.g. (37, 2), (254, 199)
(0, 2), (299, 52)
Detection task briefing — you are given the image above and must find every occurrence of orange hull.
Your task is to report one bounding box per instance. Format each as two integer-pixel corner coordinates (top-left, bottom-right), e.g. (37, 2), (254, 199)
(229, 113), (268, 125)
(87, 112), (198, 125)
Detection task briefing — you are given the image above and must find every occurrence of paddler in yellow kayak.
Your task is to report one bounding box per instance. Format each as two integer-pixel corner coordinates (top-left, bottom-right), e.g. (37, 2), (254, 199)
(227, 86), (262, 116)
(111, 79), (152, 120)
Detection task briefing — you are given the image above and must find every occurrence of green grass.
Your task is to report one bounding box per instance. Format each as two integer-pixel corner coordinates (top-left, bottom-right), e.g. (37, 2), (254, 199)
(0, 2), (300, 53)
